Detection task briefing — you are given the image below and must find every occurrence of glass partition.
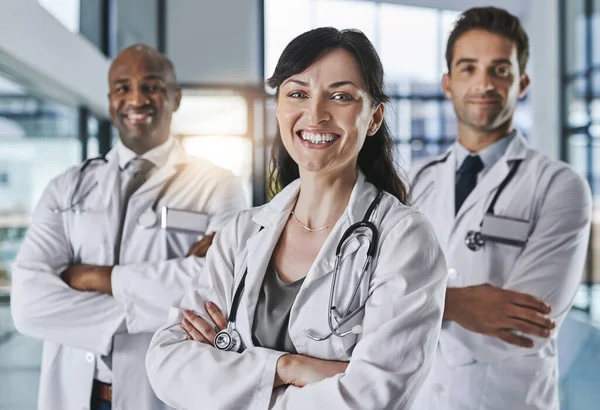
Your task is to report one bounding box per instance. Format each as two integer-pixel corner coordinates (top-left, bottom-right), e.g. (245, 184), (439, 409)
(0, 70), (82, 409)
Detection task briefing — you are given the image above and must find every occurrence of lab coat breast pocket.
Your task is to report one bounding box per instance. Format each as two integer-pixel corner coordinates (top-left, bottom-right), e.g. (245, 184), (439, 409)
(159, 208), (210, 258)
(484, 200), (532, 284)
(162, 228), (202, 259)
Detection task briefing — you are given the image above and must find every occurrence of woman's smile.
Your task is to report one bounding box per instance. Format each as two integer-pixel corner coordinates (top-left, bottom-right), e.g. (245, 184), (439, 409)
(296, 130), (341, 149)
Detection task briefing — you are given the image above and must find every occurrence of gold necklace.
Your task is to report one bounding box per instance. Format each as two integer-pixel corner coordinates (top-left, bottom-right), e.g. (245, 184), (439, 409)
(291, 211), (331, 232)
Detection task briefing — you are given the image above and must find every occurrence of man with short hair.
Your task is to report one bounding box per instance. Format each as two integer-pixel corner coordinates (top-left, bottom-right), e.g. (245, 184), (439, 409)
(410, 8), (591, 410)
(11, 44), (247, 410)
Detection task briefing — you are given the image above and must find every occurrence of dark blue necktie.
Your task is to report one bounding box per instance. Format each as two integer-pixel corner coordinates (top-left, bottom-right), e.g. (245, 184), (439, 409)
(455, 155), (484, 214)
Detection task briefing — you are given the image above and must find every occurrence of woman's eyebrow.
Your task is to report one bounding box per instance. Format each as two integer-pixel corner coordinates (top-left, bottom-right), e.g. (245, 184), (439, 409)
(328, 80), (359, 89)
(282, 79), (308, 87)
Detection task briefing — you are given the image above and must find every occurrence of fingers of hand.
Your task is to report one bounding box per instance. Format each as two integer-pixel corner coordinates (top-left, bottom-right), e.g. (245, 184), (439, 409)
(186, 244), (200, 257)
(202, 233), (216, 246)
(508, 291), (551, 314)
(205, 302), (228, 330)
(182, 310), (217, 343)
(509, 306), (555, 330)
(506, 318), (552, 338)
(189, 242), (209, 257)
(200, 232), (215, 246)
(181, 318), (210, 343)
(200, 233), (216, 250)
(186, 233), (216, 257)
(497, 329), (534, 348)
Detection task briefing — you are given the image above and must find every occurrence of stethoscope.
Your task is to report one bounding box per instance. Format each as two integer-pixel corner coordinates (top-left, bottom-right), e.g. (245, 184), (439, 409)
(413, 151), (523, 252)
(213, 191), (384, 352)
(50, 155), (184, 229)
(50, 155), (108, 214)
(463, 159), (522, 251)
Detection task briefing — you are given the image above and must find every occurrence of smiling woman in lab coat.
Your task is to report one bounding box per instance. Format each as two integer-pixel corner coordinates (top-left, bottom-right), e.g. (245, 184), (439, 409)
(146, 27), (448, 410)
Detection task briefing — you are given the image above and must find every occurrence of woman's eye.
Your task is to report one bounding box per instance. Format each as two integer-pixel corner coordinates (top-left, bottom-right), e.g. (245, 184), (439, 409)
(332, 93), (353, 101)
(289, 91), (306, 98)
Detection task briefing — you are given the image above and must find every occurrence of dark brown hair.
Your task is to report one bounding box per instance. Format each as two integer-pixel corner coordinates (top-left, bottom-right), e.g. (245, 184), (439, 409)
(266, 27), (409, 204)
(446, 7), (529, 74)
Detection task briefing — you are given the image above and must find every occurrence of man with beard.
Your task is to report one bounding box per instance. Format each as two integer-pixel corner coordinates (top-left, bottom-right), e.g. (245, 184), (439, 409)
(11, 44), (247, 410)
(409, 7), (591, 410)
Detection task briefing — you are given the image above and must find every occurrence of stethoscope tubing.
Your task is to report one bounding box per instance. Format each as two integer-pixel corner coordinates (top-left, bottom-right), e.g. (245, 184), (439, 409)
(214, 191), (384, 350)
(50, 158), (185, 228)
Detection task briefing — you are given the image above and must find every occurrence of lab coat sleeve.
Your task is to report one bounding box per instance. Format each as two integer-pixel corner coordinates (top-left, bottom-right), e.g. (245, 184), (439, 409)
(270, 212), (448, 410)
(474, 166), (592, 359)
(10, 174), (124, 356)
(146, 210), (285, 410)
(111, 173), (248, 334)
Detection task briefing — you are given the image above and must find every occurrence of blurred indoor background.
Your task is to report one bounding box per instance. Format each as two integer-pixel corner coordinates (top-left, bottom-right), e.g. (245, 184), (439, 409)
(0, 0), (598, 408)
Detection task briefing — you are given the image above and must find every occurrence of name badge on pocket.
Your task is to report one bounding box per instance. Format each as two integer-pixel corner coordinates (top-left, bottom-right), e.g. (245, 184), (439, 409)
(160, 207), (209, 234)
(480, 214), (529, 247)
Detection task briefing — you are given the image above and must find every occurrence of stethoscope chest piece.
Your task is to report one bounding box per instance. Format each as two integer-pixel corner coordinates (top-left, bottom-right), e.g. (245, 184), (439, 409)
(464, 230), (484, 251)
(214, 325), (242, 352)
(138, 210), (158, 228)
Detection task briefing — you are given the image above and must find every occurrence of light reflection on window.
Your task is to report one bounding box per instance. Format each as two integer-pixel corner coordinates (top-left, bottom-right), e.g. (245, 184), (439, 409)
(171, 94), (248, 137)
(173, 93), (252, 205)
(182, 136), (253, 205)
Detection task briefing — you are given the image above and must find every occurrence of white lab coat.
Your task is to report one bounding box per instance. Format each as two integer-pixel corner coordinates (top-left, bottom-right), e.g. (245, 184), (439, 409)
(409, 132), (592, 410)
(10, 141), (248, 410)
(146, 171), (448, 410)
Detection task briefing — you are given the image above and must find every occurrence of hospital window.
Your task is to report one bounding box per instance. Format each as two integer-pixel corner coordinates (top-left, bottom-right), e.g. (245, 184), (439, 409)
(263, 0), (532, 172)
(38, 0), (81, 33)
(560, 0), (600, 322)
(0, 70), (84, 409)
(0, 72), (84, 295)
(171, 90), (255, 206)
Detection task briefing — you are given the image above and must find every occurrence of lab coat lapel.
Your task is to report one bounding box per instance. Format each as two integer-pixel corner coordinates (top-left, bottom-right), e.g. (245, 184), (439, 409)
(243, 185), (299, 332)
(242, 217), (288, 332)
(434, 148), (457, 245)
(453, 132), (529, 225)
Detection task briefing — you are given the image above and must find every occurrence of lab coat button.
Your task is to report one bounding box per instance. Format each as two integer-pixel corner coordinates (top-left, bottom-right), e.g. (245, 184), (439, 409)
(433, 383), (444, 394)
(85, 352), (95, 363)
(447, 268), (458, 279)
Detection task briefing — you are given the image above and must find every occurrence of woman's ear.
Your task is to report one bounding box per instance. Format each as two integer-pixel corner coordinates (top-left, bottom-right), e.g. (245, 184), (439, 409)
(367, 103), (385, 136)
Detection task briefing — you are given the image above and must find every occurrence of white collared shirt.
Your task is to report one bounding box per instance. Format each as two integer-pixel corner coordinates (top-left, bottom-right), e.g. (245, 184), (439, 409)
(454, 130), (516, 182)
